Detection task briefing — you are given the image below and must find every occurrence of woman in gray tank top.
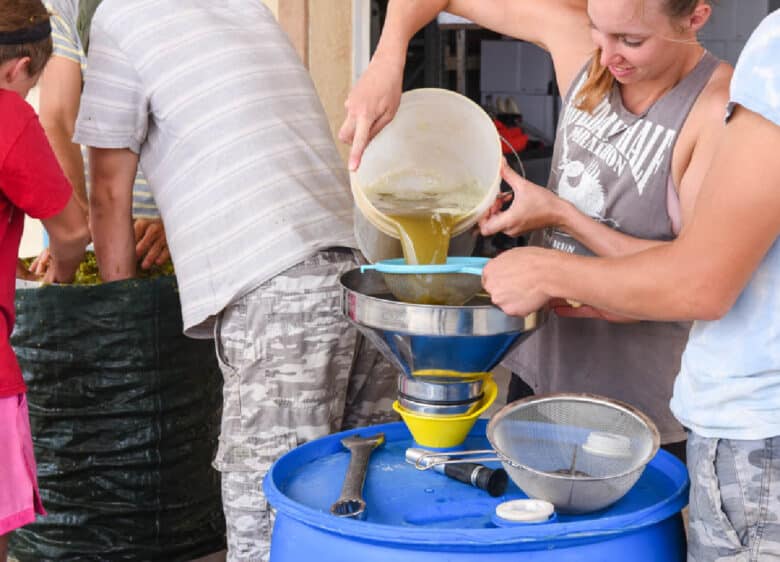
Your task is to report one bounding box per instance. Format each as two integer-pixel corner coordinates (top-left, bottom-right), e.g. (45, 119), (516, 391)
(341, 0), (732, 459)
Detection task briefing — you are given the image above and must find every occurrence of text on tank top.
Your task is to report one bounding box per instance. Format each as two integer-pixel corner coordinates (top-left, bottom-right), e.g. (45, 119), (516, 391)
(542, 52), (720, 255)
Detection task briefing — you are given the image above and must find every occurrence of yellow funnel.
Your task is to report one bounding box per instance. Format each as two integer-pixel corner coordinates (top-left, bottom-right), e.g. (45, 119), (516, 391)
(393, 376), (498, 449)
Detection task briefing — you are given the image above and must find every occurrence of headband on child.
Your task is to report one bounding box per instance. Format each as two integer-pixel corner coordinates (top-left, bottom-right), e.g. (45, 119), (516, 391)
(0, 20), (51, 46)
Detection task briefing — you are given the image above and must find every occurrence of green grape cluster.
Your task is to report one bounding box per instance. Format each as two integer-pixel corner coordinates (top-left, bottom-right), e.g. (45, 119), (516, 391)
(21, 251), (175, 285)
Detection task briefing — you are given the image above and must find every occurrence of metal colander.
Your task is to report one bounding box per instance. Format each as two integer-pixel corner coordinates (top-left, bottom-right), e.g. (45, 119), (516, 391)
(486, 393), (660, 514)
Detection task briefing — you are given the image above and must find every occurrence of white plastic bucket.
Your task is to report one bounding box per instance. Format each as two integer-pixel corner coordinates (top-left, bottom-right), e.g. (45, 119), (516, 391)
(351, 88), (502, 239)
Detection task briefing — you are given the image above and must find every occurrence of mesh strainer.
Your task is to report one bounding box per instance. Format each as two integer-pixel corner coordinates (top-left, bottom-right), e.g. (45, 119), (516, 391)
(360, 257), (486, 306)
(487, 393), (660, 514)
(409, 393), (660, 514)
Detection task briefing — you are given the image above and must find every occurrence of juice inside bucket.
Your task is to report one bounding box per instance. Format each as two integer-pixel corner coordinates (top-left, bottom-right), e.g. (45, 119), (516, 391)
(351, 88), (502, 303)
(363, 170), (486, 265)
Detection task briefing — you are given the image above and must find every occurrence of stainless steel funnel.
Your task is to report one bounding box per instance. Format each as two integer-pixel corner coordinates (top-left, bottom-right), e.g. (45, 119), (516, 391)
(340, 269), (545, 379)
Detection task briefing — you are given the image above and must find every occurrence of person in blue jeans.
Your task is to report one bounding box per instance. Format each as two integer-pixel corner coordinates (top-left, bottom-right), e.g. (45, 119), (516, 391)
(479, 9), (780, 561)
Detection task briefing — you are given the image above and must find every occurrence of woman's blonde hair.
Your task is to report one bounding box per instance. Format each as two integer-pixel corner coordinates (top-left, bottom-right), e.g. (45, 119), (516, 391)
(574, 0), (707, 113)
(0, 0), (52, 76)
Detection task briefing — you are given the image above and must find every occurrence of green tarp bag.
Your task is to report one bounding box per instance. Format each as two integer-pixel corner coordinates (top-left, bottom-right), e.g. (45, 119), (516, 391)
(9, 276), (225, 561)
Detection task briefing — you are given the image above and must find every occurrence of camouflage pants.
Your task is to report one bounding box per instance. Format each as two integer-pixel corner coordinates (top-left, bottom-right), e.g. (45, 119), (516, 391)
(687, 431), (780, 562)
(212, 248), (398, 562)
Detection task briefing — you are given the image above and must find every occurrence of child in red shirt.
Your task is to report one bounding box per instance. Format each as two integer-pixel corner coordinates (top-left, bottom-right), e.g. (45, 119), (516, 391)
(0, 2), (90, 559)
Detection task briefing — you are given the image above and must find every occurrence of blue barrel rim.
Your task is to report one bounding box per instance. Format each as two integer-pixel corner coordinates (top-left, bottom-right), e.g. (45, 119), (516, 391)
(263, 420), (689, 549)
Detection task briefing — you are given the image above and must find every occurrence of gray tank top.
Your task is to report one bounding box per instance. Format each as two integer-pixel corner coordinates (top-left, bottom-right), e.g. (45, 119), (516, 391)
(503, 52), (720, 444)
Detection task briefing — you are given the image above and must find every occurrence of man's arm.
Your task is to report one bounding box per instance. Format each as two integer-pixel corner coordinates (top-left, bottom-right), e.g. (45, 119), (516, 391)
(483, 105), (780, 321)
(38, 55), (88, 214)
(89, 147), (138, 281)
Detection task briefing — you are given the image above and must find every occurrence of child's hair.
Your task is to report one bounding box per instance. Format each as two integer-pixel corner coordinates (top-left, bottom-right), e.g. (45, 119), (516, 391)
(575, 0), (709, 113)
(0, 0), (53, 77)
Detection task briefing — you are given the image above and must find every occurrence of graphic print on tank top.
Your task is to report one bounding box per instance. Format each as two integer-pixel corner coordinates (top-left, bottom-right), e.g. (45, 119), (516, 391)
(543, 71), (681, 256)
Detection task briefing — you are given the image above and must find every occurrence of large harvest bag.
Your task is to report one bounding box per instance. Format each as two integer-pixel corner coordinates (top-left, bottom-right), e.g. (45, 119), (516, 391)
(9, 276), (225, 561)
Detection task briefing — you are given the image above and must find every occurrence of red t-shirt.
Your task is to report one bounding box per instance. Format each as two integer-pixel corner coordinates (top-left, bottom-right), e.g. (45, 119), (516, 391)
(0, 90), (72, 398)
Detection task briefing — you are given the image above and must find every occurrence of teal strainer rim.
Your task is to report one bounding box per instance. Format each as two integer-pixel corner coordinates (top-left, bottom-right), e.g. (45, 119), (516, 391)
(361, 257), (487, 276)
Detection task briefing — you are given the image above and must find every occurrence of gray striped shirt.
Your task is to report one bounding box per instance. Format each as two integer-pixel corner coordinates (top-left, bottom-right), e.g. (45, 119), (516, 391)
(74, 0), (357, 337)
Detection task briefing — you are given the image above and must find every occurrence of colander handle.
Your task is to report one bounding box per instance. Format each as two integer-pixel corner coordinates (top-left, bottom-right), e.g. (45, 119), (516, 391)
(417, 456), (502, 469)
(406, 448), (499, 470)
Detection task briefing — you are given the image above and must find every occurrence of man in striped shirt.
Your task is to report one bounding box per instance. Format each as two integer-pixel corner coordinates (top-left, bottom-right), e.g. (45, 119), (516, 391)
(74, 2), (397, 560)
(35, 0), (169, 270)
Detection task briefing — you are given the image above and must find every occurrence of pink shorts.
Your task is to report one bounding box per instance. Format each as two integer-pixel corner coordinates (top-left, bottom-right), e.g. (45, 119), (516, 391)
(0, 393), (45, 536)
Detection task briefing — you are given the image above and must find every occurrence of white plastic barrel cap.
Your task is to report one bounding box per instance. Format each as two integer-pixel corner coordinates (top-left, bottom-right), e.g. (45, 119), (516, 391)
(351, 88), (502, 239)
(495, 499), (555, 523)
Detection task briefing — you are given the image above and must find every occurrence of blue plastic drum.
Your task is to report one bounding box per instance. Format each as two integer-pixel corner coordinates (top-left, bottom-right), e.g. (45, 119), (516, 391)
(264, 420), (689, 561)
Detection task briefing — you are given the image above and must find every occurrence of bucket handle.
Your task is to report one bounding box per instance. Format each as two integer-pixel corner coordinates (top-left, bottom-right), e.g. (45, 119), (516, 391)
(499, 134), (526, 178)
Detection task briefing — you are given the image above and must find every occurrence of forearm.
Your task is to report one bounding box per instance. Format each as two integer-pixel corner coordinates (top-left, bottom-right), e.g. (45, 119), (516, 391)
(90, 190), (136, 281)
(48, 227), (88, 267)
(560, 108), (780, 321)
(489, 107), (780, 323)
(378, 0), (576, 63)
(38, 56), (89, 213)
(42, 194), (90, 282)
(375, 0), (449, 64)
(537, 240), (729, 321)
(557, 202), (668, 257)
(43, 125), (88, 213)
(88, 148), (139, 281)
